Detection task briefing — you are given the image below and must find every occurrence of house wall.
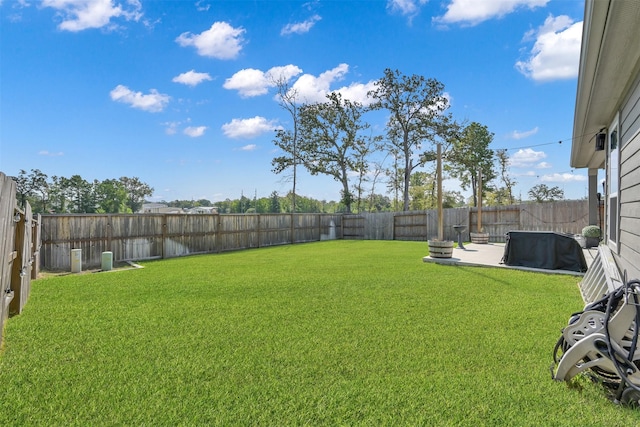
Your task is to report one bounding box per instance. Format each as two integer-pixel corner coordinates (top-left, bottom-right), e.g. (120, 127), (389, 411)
(616, 70), (640, 280)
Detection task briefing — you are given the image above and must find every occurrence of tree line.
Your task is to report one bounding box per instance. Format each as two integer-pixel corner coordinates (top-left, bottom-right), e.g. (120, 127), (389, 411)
(14, 167), (566, 215)
(13, 169), (153, 214)
(14, 70), (568, 215)
(163, 181), (566, 215)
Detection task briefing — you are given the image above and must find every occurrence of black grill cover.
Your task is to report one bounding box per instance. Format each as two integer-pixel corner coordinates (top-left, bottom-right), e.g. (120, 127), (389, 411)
(501, 231), (588, 273)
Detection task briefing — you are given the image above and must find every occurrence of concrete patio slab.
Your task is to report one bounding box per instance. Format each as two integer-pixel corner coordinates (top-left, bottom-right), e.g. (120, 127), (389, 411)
(423, 242), (597, 276)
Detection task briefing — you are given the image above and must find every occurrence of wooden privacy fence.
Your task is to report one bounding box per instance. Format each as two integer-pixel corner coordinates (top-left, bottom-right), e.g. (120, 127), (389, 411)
(342, 209), (469, 241)
(0, 172), (41, 344)
(40, 213), (343, 271)
(468, 200), (594, 242)
(343, 200), (591, 242)
(40, 199), (592, 271)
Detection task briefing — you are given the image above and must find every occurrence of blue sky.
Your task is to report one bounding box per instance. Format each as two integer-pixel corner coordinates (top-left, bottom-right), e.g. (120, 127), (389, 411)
(0, 0), (588, 204)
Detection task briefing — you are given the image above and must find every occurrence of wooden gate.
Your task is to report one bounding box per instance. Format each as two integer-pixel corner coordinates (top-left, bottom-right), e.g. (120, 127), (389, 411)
(1, 172), (40, 344)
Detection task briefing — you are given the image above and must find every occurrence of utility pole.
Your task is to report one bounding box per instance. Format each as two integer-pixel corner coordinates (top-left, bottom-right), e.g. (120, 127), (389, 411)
(437, 143), (443, 241)
(477, 170), (483, 232)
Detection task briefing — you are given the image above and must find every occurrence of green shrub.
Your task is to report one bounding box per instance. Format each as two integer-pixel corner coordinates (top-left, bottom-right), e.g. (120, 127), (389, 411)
(582, 225), (601, 238)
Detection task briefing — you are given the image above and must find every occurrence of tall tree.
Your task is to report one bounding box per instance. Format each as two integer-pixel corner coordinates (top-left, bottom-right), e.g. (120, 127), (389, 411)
(385, 148), (403, 211)
(295, 92), (373, 213)
(528, 184), (564, 202)
(119, 176), (153, 213)
(95, 179), (128, 213)
(368, 69), (454, 211)
(31, 169), (50, 213)
(271, 75), (302, 213)
(407, 171), (464, 210)
(353, 132), (382, 213)
(495, 149), (516, 205)
(367, 155), (388, 212)
(269, 191), (281, 213)
(366, 193), (392, 212)
(13, 169), (48, 209)
(408, 171), (434, 210)
(13, 169), (32, 208)
(63, 175), (93, 213)
(48, 175), (68, 213)
(445, 122), (496, 207)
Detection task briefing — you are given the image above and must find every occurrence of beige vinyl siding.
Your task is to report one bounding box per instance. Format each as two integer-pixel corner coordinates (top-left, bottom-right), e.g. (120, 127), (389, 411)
(616, 70), (640, 280)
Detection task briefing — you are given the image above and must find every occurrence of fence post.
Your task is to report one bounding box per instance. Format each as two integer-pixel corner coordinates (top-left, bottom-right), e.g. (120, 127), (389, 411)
(290, 213), (295, 244)
(31, 214), (41, 280)
(216, 214), (222, 253)
(257, 214), (261, 248)
(9, 210), (26, 315)
(106, 214), (112, 253)
(517, 203), (522, 230)
(162, 214), (167, 260)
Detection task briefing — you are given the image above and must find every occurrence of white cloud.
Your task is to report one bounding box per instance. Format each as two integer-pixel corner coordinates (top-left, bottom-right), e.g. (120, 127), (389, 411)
(184, 126), (207, 137)
(224, 65), (302, 97)
(387, 0), (428, 17)
(224, 63), (375, 105)
(38, 150), (64, 157)
(163, 121), (180, 135)
(281, 14), (321, 35)
(291, 63), (349, 103)
(509, 148), (546, 168)
(516, 15), (582, 81)
(241, 144), (258, 151)
(266, 65), (304, 83)
(541, 173), (587, 183)
(536, 162), (552, 169)
(176, 21), (245, 59)
(221, 116), (282, 139)
(195, 0), (209, 12)
(509, 126), (539, 140)
(6, 0), (29, 15)
(334, 80), (378, 106)
(435, 0), (549, 26)
(536, 161), (552, 169)
(172, 70), (213, 87)
(109, 84), (170, 112)
(224, 69), (269, 97)
(42, 0), (142, 32)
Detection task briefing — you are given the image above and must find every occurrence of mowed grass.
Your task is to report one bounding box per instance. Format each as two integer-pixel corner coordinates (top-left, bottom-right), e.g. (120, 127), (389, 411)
(1, 240), (639, 425)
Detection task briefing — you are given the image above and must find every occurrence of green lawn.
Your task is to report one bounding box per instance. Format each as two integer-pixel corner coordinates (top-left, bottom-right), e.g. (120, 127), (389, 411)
(1, 240), (639, 425)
